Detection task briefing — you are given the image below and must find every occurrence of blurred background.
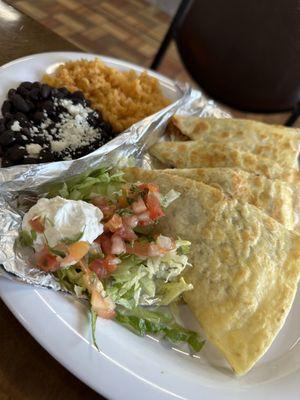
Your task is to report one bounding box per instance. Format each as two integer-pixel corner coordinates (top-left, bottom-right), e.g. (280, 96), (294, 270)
(5, 0), (300, 125)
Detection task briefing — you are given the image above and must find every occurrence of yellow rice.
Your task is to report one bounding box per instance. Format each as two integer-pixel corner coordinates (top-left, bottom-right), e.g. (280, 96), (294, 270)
(43, 59), (170, 133)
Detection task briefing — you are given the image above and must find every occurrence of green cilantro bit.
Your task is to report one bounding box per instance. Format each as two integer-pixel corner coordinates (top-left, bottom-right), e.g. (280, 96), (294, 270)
(91, 309), (99, 351)
(62, 231), (84, 245)
(116, 208), (133, 216)
(48, 247), (66, 258)
(18, 230), (36, 247)
(178, 244), (190, 255)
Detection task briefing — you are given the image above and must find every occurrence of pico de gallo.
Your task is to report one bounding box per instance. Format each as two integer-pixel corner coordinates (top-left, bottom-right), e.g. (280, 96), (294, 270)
(18, 168), (204, 352)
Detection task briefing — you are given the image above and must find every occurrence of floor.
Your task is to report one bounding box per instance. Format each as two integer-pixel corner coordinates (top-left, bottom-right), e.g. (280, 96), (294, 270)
(7, 0), (296, 126)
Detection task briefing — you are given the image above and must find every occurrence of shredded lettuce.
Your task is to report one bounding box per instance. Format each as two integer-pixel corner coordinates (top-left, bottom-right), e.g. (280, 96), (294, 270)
(54, 266), (87, 295)
(104, 239), (192, 308)
(115, 306), (204, 352)
(39, 167), (204, 352)
(156, 277), (193, 306)
(145, 239), (191, 282)
(47, 167), (125, 201)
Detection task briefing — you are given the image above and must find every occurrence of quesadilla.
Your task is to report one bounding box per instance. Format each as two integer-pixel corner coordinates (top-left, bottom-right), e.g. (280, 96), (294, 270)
(149, 140), (300, 184)
(123, 167), (300, 375)
(162, 167), (297, 231)
(171, 116), (300, 170)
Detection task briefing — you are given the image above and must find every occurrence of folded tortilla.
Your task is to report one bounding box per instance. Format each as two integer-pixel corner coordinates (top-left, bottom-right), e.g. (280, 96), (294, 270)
(171, 116), (300, 169)
(162, 167), (298, 231)
(123, 167), (300, 375)
(149, 140), (300, 184)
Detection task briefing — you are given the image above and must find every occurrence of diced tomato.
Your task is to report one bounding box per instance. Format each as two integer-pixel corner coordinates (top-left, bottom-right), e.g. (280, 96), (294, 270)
(60, 241), (90, 267)
(136, 210), (153, 226)
(91, 290), (115, 319)
(138, 183), (159, 192)
(89, 255), (119, 278)
(105, 214), (123, 232)
(122, 215), (138, 229)
(95, 233), (112, 255)
(145, 192), (164, 220)
(92, 196), (116, 219)
(89, 259), (108, 279)
(132, 197), (147, 214)
(102, 255), (120, 272)
(29, 217), (45, 233)
(126, 241), (164, 257)
(156, 235), (175, 251)
(35, 247), (60, 272)
(102, 205), (117, 220)
(111, 235), (126, 255)
(115, 224), (137, 241)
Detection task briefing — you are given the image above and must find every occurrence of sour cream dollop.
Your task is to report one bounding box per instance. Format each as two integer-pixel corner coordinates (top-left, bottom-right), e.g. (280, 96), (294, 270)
(22, 196), (103, 251)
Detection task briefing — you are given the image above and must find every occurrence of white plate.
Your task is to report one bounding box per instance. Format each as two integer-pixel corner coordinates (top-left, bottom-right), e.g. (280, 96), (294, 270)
(0, 52), (299, 400)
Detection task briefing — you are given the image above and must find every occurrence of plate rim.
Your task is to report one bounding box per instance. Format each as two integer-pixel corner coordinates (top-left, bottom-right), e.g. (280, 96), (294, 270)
(0, 50), (178, 88)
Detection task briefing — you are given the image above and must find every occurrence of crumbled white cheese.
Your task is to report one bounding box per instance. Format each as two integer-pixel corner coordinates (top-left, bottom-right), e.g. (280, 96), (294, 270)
(11, 120), (21, 132)
(22, 196), (104, 253)
(26, 143), (42, 157)
(51, 140), (67, 153)
(48, 99), (100, 154)
(25, 98), (101, 159)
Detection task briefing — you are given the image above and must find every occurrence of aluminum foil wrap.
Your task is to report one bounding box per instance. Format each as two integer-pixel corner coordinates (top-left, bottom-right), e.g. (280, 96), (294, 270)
(0, 84), (229, 290)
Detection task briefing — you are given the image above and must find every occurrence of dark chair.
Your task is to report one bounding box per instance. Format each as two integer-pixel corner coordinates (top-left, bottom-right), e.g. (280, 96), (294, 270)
(151, 0), (300, 126)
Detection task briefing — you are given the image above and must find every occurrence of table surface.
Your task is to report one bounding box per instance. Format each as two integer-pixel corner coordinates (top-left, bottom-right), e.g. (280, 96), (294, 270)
(0, 1), (103, 399)
(0, 0), (79, 66)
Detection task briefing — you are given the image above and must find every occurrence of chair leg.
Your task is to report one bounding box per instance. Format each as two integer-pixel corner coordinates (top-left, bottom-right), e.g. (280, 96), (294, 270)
(284, 103), (300, 126)
(150, 0), (192, 70)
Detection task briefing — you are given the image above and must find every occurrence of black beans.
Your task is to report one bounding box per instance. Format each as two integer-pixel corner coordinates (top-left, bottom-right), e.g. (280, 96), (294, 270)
(1, 100), (11, 116)
(59, 87), (69, 97)
(22, 156), (38, 165)
(32, 111), (45, 123)
(8, 88), (16, 99)
(38, 147), (55, 162)
(41, 100), (54, 115)
(28, 87), (40, 101)
(16, 86), (29, 98)
(0, 130), (16, 146)
(0, 119), (5, 133)
(87, 112), (98, 126)
(26, 100), (34, 111)
(11, 94), (30, 113)
(98, 121), (112, 133)
(0, 80), (114, 167)
(32, 81), (41, 89)
(20, 81), (32, 90)
(72, 90), (85, 100)
(41, 84), (51, 99)
(4, 113), (14, 124)
(14, 112), (28, 123)
(53, 91), (65, 99)
(1, 158), (12, 167)
(5, 145), (26, 162)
